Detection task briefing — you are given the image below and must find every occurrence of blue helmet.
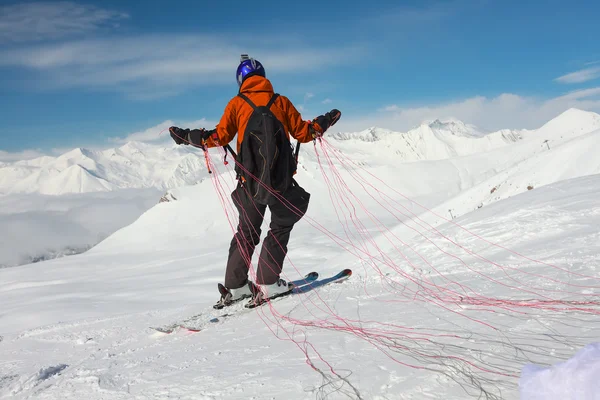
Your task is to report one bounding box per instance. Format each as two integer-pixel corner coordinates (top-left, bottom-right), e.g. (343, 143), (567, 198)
(236, 54), (265, 87)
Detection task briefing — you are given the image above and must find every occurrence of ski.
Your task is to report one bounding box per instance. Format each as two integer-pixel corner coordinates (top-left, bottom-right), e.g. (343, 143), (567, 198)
(213, 271), (319, 310)
(177, 268), (352, 331)
(245, 268), (352, 309)
(150, 271), (319, 334)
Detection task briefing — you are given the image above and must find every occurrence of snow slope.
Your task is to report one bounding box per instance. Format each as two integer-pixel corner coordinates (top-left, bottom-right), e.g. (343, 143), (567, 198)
(0, 171), (598, 399)
(301, 108), (600, 221)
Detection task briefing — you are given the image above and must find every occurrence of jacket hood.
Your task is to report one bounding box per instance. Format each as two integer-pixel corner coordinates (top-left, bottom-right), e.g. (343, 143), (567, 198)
(239, 75), (274, 94)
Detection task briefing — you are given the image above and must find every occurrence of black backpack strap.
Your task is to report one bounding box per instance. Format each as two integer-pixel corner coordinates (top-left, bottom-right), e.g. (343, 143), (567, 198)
(238, 93), (280, 111)
(237, 93), (258, 111)
(266, 93), (280, 108)
(264, 93), (299, 167)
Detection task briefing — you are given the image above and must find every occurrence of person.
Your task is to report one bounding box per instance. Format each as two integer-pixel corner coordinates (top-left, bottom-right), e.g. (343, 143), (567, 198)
(169, 54), (341, 307)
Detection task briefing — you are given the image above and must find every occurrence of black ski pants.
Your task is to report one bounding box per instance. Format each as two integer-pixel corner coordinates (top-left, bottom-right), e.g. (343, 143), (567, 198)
(224, 181), (310, 288)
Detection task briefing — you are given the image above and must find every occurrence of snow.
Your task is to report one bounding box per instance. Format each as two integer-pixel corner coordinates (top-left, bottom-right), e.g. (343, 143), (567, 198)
(0, 108), (599, 399)
(535, 108), (600, 138)
(520, 343), (600, 400)
(328, 122), (523, 162)
(0, 142), (210, 195)
(1, 108), (597, 197)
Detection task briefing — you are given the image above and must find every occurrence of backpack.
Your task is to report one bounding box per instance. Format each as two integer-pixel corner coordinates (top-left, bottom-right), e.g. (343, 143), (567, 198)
(235, 93), (298, 205)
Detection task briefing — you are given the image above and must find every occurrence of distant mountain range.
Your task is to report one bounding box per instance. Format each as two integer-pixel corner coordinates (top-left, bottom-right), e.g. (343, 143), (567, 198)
(1, 108), (599, 196)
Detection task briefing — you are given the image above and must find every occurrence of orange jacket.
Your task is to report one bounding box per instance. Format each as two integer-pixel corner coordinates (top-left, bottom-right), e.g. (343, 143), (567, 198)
(205, 75), (316, 152)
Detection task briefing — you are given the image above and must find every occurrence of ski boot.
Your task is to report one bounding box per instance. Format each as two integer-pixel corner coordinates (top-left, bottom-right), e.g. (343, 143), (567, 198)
(213, 281), (257, 309)
(245, 278), (295, 309)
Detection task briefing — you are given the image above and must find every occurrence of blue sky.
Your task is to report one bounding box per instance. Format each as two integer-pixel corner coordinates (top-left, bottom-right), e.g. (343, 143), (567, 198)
(1, 0), (600, 160)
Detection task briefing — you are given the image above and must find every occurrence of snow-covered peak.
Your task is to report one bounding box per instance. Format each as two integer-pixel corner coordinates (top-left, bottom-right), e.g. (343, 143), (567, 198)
(38, 164), (114, 195)
(57, 147), (96, 160)
(330, 119), (483, 142)
(0, 141), (208, 195)
(118, 140), (152, 153)
(324, 118), (519, 162)
(537, 108), (600, 136)
(425, 119), (484, 137)
(119, 141), (151, 151)
(53, 147), (100, 172)
(2, 108), (598, 195)
(330, 127), (393, 142)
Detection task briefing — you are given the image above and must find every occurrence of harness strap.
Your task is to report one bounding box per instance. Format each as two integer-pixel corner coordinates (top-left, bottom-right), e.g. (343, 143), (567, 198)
(237, 93), (280, 111)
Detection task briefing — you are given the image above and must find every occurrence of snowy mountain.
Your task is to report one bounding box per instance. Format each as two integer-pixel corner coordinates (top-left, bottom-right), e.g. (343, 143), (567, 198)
(1, 108), (600, 399)
(0, 142), (210, 195)
(1, 107), (599, 269)
(1, 108), (599, 196)
(329, 118), (524, 162)
(535, 107), (600, 138)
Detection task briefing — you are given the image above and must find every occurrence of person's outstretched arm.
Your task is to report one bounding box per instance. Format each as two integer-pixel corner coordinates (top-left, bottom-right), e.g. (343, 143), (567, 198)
(169, 98), (238, 148)
(279, 96), (341, 142)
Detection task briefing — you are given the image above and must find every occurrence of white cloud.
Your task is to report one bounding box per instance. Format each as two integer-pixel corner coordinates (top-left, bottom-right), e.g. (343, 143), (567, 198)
(110, 118), (220, 144)
(0, 149), (47, 162)
(110, 120), (175, 144)
(109, 87), (600, 149)
(555, 67), (600, 84)
(0, 2), (128, 43)
(6, 87), (600, 160)
(333, 88), (600, 133)
(556, 87), (600, 101)
(0, 34), (359, 97)
(322, 98), (332, 104)
(0, 190), (159, 268)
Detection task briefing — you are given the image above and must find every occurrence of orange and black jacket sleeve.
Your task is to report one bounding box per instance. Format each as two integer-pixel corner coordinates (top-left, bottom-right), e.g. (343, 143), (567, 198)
(280, 96), (316, 144)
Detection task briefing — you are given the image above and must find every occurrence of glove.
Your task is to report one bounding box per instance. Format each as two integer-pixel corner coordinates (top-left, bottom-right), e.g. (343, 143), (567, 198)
(327, 109), (341, 127)
(312, 109), (341, 136)
(188, 128), (214, 146)
(169, 126), (190, 145)
(170, 127), (215, 146)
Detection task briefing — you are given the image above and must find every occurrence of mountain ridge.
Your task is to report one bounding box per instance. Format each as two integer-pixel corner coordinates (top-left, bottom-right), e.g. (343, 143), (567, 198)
(1, 108), (599, 195)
